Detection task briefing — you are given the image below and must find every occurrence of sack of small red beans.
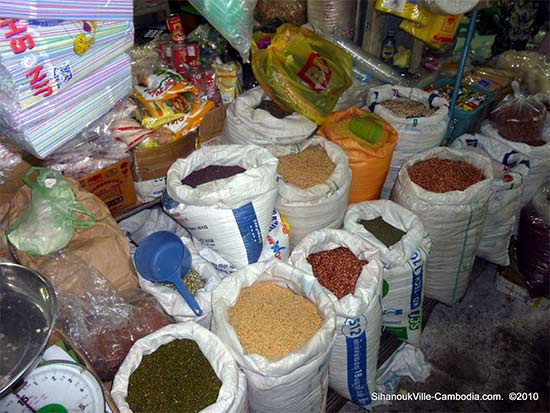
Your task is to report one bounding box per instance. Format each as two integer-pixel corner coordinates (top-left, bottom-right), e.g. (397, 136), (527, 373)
(289, 228), (383, 407)
(391, 147), (493, 306)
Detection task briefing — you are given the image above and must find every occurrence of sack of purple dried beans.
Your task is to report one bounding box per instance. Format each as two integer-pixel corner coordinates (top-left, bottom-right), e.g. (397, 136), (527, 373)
(289, 228), (383, 407)
(391, 147), (493, 305)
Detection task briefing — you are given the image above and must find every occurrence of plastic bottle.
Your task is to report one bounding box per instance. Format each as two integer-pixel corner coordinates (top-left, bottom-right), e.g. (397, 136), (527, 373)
(381, 31), (396, 65)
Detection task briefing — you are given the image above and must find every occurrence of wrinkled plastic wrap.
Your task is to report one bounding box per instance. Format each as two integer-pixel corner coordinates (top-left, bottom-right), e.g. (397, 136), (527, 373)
(7, 168), (96, 256)
(189, 0), (257, 62)
(517, 182), (550, 298)
(0, 142), (22, 185)
(307, 0), (356, 39)
(491, 50), (550, 95)
(41, 253), (172, 381)
(490, 82), (547, 146)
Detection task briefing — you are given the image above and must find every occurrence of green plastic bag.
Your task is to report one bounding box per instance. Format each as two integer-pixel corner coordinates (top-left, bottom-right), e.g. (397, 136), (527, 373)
(8, 167), (96, 256)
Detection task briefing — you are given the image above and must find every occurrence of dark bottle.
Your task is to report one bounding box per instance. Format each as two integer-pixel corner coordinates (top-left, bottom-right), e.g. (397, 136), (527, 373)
(381, 30), (396, 65)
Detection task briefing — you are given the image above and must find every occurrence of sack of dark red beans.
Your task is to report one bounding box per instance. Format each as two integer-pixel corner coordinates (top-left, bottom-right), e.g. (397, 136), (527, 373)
(289, 228), (383, 407)
(162, 144), (279, 270)
(391, 147), (494, 305)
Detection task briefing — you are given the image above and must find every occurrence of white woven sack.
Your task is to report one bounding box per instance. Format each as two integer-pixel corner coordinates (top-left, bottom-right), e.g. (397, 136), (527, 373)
(366, 85), (449, 199)
(112, 323), (248, 413)
(289, 229), (383, 407)
(344, 200), (431, 345)
(452, 134), (530, 265)
(391, 147), (493, 305)
(211, 260), (336, 413)
(162, 144), (278, 269)
(269, 136), (352, 248)
(222, 86), (316, 145)
(481, 120), (550, 208)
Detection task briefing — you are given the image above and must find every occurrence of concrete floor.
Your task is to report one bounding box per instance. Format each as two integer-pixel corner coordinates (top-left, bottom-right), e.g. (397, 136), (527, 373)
(339, 260), (550, 413)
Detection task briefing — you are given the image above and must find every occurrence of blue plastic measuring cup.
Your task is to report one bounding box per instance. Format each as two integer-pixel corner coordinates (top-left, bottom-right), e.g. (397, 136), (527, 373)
(134, 231), (203, 316)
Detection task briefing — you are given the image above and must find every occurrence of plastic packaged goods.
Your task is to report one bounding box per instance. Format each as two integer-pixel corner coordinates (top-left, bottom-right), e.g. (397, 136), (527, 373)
(211, 259), (336, 413)
(251, 23), (353, 125)
(452, 134), (529, 266)
(491, 50), (550, 95)
(419, 0), (479, 15)
(188, 0), (257, 61)
(112, 323), (247, 413)
(489, 82), (547, 146)
(375, 0), (429, 24)
(344, 201), (431, 345)
(307, 0), (356, 39)
(517, 182), (550, 298)
(391, 147), (493, 305)
(289, 229), (383, 407)
(0, 1), (133, 20)
(256, 0), (307, 26)
(400, 13), (463, 49)
(0, 142), (21, 185)
(7, 168), (96, 256)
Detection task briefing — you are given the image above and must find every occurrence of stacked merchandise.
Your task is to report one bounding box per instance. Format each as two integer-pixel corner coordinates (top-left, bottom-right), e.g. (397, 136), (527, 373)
(0, 8), (133, 158)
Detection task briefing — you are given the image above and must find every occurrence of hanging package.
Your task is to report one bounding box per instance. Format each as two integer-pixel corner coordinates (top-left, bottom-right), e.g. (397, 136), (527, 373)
(8, 167), (95, 256)
(251, 23), (353, 125)
(319, 107), (398, 203)
(222, 86), (317, 145)
(452, 134), (530, 266)
(344, 200), (430, 345)
(270, 137), (351, 247)
(391, 147), (493, 305)
(289, 229), (383, 407)
(517, 182), (550, 298)
(211, 259), (336, 413)
(366, 85), (449, 199)
(162, 145), (278, 270)
(112, 323), (247, 413)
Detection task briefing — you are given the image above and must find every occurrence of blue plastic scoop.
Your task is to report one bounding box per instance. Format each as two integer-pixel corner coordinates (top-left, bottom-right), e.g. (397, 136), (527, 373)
(134, 231), (203, 316)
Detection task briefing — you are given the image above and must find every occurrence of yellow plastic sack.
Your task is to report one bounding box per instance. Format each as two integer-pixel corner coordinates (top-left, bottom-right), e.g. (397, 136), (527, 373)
(400, 12), (462, 49)
(251, 23), (353, 125)
(375, 0), (430, 25)
(319, 108), (398, 203)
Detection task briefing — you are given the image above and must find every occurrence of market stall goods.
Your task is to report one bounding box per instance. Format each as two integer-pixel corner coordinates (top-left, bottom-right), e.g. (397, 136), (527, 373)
(277, 145), (335, 189)
(127, 339), (221, 413)
(344, 200), (430, 345)
(256, 99), (293, 119)
(289, 229), (383, 407)
(181, 165), (246, 187)
(379, 99), (435, 118)
(229, 282), (322, 360)
(407, 158), (485, 193)
(391, 148), (492, 305)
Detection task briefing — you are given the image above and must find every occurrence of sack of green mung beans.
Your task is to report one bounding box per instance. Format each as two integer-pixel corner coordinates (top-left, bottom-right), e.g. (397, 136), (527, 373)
(211, 259), (336, 413)
(391, 147), (493, 305)
(366, 85), (449, 199)
(223, 86), (317, 145)
(289, 229), (383, 407)
(344, 200), (431, 345)
(112, 323), (247, 413)
(452, 134), (530, 266)
(269, 136), (352, 248)
(162, 144), (278, 270)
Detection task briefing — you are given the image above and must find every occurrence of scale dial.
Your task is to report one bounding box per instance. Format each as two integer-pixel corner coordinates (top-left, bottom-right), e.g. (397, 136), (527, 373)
(0, 361), (105, 413)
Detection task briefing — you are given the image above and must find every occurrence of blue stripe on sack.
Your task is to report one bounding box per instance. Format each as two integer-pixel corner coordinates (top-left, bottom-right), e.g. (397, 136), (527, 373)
(345, 318), (371, 405)
(408, 251), (423, 311)
(232, 202), (263, 264)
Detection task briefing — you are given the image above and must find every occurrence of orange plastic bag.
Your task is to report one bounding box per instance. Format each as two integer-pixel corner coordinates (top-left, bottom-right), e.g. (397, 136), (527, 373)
(319, 108), (398, 203)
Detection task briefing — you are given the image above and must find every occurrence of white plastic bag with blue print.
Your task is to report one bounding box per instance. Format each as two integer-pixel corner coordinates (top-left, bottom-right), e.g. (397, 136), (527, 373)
(163, 144), (278, 270)
(344, 200), (430, 346)
(289, 229), (383, 407)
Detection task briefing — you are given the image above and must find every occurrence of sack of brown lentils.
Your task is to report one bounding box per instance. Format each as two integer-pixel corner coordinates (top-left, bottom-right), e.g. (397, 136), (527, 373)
(112, 322), (247, 413)
(391, 147), (493, 305)
(163, 144), (278, 270)
(452, 134), (530, 266)
(344, 200), (431, 346)
(223, 86), (317, 146)
(366, 85), (449, 199)
(269, 136), (352, 247)
(211, 259), (336, 413)
(289, 229), (383, 407)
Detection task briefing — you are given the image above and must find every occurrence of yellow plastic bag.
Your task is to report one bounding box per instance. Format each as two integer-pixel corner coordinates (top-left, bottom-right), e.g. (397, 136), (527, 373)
(375, 0), (430, 25)
(400, 12), (462, 49)
(251, 23), (353, 125)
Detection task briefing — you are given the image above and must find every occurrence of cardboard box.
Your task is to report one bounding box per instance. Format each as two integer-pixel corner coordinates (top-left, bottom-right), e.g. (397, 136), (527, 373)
(78, 158), (137, 216)
(197, 104), (227, 147)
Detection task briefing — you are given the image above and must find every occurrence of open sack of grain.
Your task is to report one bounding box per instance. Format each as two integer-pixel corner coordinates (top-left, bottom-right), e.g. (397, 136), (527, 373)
(211, 259), (336, 413)
(223, 86), (317, 145)
(344, 200), (431, 345)
(289, 229), (383, 407)
(366, 85), (449, 199)
(269, 137), (351, 248)
(391, 147), (493, 305)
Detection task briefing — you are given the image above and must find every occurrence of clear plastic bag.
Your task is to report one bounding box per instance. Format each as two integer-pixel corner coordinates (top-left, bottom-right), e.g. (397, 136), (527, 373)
(7, 168), (96, 256)
(490, 81), (547, 146)
(41, 253), (172, 381)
